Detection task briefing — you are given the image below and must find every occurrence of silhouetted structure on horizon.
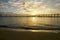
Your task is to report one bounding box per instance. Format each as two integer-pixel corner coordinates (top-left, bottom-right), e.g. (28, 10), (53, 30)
(0, 12), (60, 17)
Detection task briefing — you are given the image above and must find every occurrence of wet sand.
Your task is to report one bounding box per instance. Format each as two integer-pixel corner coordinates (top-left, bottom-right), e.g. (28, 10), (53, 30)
(0, 28), (60, 40)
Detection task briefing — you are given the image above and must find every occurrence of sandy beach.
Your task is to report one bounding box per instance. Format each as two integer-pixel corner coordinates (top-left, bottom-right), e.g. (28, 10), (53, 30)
(0, 28), (60, 40)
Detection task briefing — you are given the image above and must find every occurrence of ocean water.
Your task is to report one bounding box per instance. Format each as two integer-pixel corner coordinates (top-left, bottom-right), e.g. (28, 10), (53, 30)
(0, 17), (60, 28)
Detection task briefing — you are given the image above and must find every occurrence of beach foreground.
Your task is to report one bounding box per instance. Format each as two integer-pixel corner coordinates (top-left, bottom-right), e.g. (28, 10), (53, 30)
(0, 28), (60, 40)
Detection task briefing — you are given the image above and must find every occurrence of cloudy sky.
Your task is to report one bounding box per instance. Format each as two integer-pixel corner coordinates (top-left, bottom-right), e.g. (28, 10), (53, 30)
(0, 0), (60, 14)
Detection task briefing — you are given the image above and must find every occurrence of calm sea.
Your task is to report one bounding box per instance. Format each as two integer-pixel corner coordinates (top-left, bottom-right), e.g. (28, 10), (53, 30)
(0, 17), (60, 28)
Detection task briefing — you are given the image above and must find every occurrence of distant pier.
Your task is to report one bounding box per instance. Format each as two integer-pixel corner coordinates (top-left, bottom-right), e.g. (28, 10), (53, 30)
(0, 13), (60, 17)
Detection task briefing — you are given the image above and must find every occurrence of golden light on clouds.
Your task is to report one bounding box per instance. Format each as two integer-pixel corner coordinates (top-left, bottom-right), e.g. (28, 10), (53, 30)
(13, 1), (60, 15)
(0, 0), (60, 12)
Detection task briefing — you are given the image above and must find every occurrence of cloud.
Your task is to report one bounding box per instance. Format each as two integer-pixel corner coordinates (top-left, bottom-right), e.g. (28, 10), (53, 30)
(13, 0), (60, 14)
(0, 0), (8, 2)
(0, 3), (17, 12)
(0, 3), (10, 10)
(0, 0), (20, 12)
(0, 0), (60, 12)
(55, 3), (60, 7)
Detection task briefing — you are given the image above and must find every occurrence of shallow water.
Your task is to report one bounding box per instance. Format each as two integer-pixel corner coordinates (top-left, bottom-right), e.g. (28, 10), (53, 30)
(0, 17), (60, 28)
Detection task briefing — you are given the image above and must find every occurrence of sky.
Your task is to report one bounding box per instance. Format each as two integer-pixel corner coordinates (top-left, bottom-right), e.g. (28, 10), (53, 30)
(0, 0), (60, 14)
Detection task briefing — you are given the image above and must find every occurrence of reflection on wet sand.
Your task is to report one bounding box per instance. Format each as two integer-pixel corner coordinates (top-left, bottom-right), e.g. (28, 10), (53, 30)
(0, 28), (60, 33)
